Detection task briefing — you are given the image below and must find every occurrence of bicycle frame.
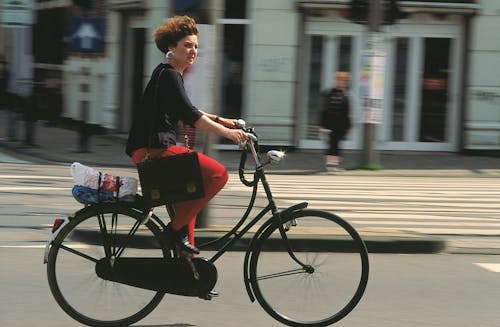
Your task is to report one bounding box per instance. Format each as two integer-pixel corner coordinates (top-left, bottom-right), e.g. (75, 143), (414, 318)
(43, 129), (310, 301)
(198, 133), (301, 259)
(192, 132), (311, 302)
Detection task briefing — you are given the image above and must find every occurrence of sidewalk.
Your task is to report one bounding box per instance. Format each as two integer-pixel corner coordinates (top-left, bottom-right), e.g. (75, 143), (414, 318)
(2, 111), (500, 254)
(1, 110), (500, 176)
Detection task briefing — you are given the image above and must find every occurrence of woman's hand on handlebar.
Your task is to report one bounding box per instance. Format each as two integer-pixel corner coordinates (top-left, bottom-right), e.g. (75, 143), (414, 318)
(216, 116), (238, 129)
(225, 128), (249, 145)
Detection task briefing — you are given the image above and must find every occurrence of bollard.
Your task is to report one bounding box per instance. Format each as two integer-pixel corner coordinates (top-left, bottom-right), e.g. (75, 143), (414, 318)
(78, 100), (90, 153)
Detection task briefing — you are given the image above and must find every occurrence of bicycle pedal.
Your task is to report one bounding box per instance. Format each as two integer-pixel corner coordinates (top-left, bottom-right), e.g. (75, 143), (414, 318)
(198, 293), (212, 300)
(198, 290), (219, 301)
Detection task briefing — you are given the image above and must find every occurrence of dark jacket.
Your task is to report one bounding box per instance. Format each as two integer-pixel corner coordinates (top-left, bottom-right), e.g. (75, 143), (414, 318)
(320, 88), (351, 131)
(126, 63), (202, 156)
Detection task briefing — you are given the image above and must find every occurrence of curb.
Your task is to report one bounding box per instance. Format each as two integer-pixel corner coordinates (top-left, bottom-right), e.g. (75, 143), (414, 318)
(195, 231), (447, 254)
(0, 227), (446, 254)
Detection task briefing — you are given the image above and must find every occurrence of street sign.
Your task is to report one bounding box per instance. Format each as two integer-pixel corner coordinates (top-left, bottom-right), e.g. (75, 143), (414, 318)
(68, 18), (105, 53)
(2, 0), (33, 27)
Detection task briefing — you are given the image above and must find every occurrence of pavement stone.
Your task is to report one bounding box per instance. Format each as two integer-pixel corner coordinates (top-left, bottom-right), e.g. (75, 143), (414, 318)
(1, 110), (500, 254)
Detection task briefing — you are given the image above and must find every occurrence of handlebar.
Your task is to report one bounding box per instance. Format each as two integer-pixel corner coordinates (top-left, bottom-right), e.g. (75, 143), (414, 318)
(235, 120), (259, 187)
(235, 120), (285, 187)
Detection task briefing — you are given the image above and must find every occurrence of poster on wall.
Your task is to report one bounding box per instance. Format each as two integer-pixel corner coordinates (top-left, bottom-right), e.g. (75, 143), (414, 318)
(360, 48), (386, 124)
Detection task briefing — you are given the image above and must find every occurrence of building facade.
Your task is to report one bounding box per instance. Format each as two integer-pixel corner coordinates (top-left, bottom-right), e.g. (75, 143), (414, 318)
(248, 0), (500, 152)
(23, 0), (500, 153)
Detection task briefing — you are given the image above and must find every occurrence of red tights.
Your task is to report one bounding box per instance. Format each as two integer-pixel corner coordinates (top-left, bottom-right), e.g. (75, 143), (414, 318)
(132, 146), (228, 246)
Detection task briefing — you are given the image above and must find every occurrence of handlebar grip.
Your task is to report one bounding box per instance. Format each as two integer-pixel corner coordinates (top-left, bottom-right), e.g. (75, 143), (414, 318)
(235, 119), (246, 129)
(246, 133), (257, 142)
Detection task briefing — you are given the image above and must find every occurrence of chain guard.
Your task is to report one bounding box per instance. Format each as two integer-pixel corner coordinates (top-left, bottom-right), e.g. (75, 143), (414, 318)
(95, 257), (217, 297)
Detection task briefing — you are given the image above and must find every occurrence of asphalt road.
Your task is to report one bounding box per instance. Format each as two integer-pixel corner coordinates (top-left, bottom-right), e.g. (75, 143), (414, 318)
(1, 247), (500, 327)
(1, 160), (500, 326)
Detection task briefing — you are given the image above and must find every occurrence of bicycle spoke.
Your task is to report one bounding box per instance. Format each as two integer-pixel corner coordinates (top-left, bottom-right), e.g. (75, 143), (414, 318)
(256, 268), (307, 281)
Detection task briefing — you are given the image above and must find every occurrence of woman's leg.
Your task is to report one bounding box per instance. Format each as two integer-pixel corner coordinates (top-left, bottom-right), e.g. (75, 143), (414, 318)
(131, 146), (228, 245)
(170, 150), (228, 244)
(327, 131), (340, 166)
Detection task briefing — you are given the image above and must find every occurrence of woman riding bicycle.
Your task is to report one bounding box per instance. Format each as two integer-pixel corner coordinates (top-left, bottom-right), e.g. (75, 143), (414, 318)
(126, 15), (248, 255)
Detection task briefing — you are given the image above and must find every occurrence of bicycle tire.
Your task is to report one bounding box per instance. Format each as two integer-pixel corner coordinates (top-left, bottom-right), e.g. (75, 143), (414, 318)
(248, 209), (369, 326)
(47, 203), (171, 327)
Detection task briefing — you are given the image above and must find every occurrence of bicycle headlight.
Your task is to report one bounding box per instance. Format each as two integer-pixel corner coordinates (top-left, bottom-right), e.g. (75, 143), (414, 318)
(267, 150), (285, 163)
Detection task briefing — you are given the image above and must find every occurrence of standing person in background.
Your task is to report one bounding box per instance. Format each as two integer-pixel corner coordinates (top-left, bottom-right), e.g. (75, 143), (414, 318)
(126, 16), (249, 255)
(319, 71), (352, 170)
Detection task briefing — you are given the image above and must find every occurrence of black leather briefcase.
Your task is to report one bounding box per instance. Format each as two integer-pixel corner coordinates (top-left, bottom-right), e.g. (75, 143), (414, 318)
(137, 152), (205, 208)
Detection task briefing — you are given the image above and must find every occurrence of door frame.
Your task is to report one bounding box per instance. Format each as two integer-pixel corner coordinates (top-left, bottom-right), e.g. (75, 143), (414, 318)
(381, 20), (462, 151)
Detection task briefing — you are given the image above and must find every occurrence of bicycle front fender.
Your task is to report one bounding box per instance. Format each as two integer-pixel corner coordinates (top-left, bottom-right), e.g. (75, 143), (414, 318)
(242, 202), (308, 302)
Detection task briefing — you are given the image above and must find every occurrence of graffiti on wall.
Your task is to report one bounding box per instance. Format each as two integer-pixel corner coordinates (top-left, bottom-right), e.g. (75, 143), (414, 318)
(257, 57), (292, 74)
(472, 90), (500, 105)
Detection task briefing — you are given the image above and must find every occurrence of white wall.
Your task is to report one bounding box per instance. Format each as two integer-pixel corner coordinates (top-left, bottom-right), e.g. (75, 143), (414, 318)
(246, 0), (299, 145)
(465, 0), (500, 149)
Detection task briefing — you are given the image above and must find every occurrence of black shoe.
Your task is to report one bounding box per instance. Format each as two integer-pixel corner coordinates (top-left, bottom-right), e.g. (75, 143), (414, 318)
(166, 223), (200, 255)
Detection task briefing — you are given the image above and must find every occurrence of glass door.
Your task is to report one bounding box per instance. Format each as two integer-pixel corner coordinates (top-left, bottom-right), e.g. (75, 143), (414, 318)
(391, 38), (409, 141)
(419, 38), (451, 142)
(385, 35), (458, 150)
(306, 35), (324, 140)
(303, 34), (357, 148)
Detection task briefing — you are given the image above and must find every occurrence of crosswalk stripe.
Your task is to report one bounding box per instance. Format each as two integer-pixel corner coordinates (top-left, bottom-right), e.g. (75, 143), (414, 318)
(0, 175), (72, 179)
(2, 167), (499, 240)
(474, 263), (500, 273)
(0, 187), (69, 191)
(221, 174), (500, 238)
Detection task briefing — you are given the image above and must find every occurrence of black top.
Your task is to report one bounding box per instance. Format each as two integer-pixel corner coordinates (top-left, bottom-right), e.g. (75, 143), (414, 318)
(320, 88), (351, 131)
(126, 63), (202, 156)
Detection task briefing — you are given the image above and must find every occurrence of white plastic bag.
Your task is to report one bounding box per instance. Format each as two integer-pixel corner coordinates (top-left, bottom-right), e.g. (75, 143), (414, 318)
(70, 162), (138, 197)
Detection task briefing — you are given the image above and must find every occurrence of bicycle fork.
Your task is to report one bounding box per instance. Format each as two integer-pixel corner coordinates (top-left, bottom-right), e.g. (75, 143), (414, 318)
(243, 202), (310, 302)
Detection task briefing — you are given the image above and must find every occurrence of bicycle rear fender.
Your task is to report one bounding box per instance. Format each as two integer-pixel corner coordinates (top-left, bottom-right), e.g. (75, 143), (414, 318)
(43, 204), (103, 264)
(242, 202), (308, 302)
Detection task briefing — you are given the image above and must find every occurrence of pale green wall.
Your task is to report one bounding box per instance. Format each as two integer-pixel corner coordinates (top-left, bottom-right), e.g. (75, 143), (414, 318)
(465, 0), (500, 149)
(245, 0), (299, 145)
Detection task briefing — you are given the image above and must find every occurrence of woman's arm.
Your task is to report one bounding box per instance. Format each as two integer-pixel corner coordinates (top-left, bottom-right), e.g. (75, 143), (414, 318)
(198, 110), (237, 128)
(194, 114), (248, 144)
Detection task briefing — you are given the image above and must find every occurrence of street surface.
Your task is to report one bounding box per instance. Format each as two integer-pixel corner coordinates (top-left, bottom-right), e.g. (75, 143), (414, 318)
(1, 155), (500, 326)
(1, 248), (500, 327)
(1, 160), (499, 252)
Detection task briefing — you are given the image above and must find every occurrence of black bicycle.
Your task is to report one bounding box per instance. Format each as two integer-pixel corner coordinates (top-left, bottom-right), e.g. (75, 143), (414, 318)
(43, 123), (369, 327)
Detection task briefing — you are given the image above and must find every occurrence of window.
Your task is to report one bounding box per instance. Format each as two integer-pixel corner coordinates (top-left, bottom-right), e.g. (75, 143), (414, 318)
(392, 38), (408, 141)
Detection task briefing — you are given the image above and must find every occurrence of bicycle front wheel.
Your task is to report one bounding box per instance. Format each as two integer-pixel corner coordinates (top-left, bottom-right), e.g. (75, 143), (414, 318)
(249, 209), (369, 327)
(47, 203), (170, 327)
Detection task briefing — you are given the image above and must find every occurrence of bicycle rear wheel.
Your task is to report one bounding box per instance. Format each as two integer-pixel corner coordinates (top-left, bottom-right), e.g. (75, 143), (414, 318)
(249, 209), (369, 326)
(47, 203), (170, 327)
